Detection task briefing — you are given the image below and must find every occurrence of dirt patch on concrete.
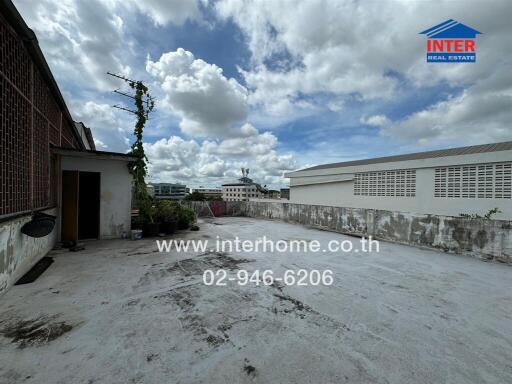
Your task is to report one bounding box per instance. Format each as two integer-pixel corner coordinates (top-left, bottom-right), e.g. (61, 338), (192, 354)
(271, 291), (350, 333)
(205, 334), (226, 347)
(0, 315), (73, 348)
(154, 285), (223, 344)
(273, 293), (312, 318)
(167, 252), (252, 277)
(155, 285), (197, 311)
(243, 358), (257, 377)
(152, 284), (257, 350)
(269, 280), (284, 292)
(137, 252), (252, 287)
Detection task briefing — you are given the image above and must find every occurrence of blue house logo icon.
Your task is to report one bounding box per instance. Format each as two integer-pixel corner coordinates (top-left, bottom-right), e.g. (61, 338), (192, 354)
(420, 19), (482, 63)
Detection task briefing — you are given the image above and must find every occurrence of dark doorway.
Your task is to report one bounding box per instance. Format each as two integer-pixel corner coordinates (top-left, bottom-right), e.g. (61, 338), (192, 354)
(62, 170), (79, 243)
(61, 170), (100, 242)
(78, 172), (100, 240)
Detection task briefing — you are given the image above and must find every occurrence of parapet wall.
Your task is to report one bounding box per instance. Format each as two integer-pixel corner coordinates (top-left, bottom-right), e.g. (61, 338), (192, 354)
(185, 201), (511, 263)
(0, 208), (58, 296)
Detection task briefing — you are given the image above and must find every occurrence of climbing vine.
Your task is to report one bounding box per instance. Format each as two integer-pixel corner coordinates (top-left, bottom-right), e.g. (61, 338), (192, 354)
(109, 72), (155, 222)
(129, 80), (155, 221)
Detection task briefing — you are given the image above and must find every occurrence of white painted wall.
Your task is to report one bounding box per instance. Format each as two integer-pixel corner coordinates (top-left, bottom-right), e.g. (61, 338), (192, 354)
(61, 156), (132, 239)
(287, 150), (512, 220)
(290, 166), (512, 220)
(0, 208), (57, 296)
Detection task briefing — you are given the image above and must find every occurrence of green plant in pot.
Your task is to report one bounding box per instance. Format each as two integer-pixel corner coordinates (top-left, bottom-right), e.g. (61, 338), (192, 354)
(156, 200), (178, 234)
(131, 215), (145, 230)
(140, 198), (160, 237)
(177, 206), (196, 230)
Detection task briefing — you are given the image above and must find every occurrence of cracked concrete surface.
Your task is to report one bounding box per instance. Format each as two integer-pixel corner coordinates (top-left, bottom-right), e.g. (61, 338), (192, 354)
(0, 217), (511, 383)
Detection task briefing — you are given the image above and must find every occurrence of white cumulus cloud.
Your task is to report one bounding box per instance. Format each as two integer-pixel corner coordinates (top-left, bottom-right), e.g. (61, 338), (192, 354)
(146, 48), (249, 138)
(360, 115), (391, 127)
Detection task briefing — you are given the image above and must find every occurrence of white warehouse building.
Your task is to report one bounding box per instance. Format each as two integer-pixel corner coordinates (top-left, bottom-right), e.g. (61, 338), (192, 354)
(285, 142), (512, 220)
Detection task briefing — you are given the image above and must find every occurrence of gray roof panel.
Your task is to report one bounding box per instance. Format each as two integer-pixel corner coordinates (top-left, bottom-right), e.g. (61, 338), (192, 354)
(298, 141), (512, 172)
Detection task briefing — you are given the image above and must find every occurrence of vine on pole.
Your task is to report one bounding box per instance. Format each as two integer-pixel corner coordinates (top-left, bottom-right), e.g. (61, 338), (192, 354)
(108, 72), (155, 222)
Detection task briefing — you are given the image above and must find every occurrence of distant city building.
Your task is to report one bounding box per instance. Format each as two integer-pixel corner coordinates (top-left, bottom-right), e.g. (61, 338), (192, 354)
(191, 187), (222, 199)
(285, 142), (512, 220)
(150, 183), (187, 200)
(222, 168), (267, 202)
(280, 188), (290, 200)
(146, 184), (155, 198)
(266, 190), (281, 199)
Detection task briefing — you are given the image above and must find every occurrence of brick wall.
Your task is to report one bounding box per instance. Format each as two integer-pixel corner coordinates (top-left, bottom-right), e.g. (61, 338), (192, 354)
(0, 13), (79, 217)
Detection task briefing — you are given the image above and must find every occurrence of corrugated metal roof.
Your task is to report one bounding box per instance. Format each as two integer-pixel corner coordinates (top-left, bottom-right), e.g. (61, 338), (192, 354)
(298, 141), (512, 172)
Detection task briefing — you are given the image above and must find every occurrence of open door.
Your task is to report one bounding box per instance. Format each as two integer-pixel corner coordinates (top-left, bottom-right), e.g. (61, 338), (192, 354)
(61, 170), (79, 243)
(78, 172), (100, 239)
(62, 171), (101, 242)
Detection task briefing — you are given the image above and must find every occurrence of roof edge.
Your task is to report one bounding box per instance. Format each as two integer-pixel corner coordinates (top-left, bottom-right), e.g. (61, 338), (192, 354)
(291, 141), (512, 174)
(52, 146), (137, 161)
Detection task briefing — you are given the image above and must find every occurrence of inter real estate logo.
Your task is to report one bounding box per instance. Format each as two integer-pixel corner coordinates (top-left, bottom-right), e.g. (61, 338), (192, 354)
(420, 19), (481, 63)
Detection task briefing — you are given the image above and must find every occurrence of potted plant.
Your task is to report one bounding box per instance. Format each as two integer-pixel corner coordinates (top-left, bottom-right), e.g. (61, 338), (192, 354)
(156, 200), (178, 234)
(139, 199), (160, 237)
(177, 206), (196, 230)
(131, 214), (144, 230)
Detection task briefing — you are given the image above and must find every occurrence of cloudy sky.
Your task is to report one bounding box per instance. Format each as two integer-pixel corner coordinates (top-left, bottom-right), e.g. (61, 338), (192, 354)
(14, 0), (512, 188)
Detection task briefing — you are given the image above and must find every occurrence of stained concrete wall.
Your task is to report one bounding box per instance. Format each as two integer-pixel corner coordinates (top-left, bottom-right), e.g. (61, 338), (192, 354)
(61, 156), (132, 239)
(186, 201), (511, 263)
(0, 208), (58, 296)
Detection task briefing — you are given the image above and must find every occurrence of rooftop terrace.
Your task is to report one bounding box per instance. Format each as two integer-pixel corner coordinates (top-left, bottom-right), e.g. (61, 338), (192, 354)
(1, 217), (511, 383)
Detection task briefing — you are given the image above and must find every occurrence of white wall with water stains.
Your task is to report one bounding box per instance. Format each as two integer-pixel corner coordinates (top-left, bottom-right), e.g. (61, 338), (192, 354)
(60, 156), (133, 240)
(0, 208), (57, 296)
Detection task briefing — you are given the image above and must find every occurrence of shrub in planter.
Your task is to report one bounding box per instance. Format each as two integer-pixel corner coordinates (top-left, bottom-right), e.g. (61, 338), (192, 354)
(142, 222), (160, 237)
(131, 215), (144, 230)
(161, 220), (177, 234)
(177, 207), (196, 230)
(140, 202), (160, 237)
(156, 200), (179, 234)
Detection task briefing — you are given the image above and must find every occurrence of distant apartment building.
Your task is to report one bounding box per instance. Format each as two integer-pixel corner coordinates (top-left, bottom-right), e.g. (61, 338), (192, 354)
(222, 168), (267, 202)
(151, 183), (187, 200)
(285, 142), (512, 220)
(223, 184), (265, 202)
(190, 187), (222, 199)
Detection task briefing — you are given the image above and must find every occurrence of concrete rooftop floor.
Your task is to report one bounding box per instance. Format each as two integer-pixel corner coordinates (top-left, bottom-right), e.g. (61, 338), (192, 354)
(1, 217), (511, 384)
